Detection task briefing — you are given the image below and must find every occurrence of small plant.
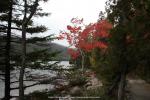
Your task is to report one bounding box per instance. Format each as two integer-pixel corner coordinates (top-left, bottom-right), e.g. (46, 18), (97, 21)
(67, 70), (87, 87)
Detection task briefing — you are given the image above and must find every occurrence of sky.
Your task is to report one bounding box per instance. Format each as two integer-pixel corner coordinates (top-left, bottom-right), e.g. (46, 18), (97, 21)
(33, 0), (106, 46)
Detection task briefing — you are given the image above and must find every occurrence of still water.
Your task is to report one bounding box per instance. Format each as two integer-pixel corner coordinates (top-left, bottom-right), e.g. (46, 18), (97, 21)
(0, 61), (70, 99)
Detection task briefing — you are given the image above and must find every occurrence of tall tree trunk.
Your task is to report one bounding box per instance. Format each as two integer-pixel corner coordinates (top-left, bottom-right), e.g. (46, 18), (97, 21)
(19, 0), (27, 99)
(117, 28), (127, 100)
(19, 25), (26, 100)
(4, 0), (12, 99)
(117, 38), (127, 100)
(19, 0), (38, 99)
(117, 8), (128, 98)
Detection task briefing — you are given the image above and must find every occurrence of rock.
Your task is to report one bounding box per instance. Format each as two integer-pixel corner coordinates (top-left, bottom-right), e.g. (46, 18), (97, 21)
(86, 74), (103, 90)
(70, 86), (81, 95)
(61, 90), (67, 94)
(55, 84), (67, 91)
(91, 77), (103, 86)
(84, 81), (92, 87)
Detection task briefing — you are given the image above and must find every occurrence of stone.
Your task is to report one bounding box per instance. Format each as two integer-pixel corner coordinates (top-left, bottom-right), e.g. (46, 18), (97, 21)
(70, 86), (81, 95)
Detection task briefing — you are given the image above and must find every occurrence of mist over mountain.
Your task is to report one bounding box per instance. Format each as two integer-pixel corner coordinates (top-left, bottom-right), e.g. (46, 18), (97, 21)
(0, 34), (70, 61)
(35, 42), (70, 61)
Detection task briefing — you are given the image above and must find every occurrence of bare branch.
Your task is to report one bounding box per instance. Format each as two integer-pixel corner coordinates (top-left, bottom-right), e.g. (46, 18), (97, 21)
(10, 79), (36, 84)
(11, 82), (39, 90)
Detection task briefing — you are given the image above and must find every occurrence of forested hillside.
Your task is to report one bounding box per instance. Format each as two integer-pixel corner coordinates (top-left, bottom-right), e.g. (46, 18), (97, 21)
(0, 34), (69, 61)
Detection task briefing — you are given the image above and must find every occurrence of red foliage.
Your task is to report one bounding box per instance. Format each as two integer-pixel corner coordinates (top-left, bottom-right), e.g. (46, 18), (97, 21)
(94, 20), (112, 38)
(67, 48), (80, 60)
(94, 42), (108, 49)
(59, 18), (112, 59)
(71, 18), (83, 24)
(67, 25), (81, 33)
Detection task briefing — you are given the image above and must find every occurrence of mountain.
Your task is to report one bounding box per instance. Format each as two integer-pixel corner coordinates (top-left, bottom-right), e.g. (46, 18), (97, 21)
(13, 42), (70, 61)
(35, 42), (70, 60)
(0, 34), (70, 61)
(49, 42), (70, 60)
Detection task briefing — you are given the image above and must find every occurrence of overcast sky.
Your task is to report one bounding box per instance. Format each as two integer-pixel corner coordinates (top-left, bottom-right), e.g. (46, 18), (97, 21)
(33, 0), (106, 46)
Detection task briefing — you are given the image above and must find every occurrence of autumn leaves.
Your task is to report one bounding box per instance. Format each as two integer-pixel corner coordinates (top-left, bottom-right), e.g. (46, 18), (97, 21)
(58, 18), (112, 59)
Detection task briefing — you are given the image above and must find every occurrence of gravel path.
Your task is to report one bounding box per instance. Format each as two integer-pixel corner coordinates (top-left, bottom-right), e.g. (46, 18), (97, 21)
(128, 79), (150, 100)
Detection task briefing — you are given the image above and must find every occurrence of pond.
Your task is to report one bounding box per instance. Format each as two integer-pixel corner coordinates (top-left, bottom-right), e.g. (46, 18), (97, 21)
(0, 61), (70, 99)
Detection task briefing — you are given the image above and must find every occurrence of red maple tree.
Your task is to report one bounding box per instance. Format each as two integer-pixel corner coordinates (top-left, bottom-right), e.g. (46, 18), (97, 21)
(58, 18), (112, 60)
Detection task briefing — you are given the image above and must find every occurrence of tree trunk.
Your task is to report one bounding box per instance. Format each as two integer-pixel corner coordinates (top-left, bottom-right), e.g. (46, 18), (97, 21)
(107, 75), (121, 95)
(117, 33), (127, 100)
(4, 0), (12, 99)
(19, 22), (27, 100)
(19, 25), (26, 100)
(80, 49), (85, 72)
(19, 0), (27, 99)
(118, 70), (126, 100)
(81, 55), (85, 72)
(18, 0), (38, 99)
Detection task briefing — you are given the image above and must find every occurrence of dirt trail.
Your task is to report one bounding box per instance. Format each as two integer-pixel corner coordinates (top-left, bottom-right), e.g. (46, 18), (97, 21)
(128, 79), (150, 100)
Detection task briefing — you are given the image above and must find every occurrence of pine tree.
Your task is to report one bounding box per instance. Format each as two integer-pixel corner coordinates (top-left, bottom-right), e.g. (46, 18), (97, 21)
(0, 0), (13, 99)
(0, 0), (56, 99)
(105, 0), (150, 99)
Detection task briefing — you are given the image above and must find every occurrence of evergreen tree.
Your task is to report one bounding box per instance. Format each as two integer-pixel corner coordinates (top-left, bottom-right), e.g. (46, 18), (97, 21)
(104, 0), (150, 99)
(0, 0), (13, 99)
(0, 0), (61, 99)
(4, 0), (13, 99)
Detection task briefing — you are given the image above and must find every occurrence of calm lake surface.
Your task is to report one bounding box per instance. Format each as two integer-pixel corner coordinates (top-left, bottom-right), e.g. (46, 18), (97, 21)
(0, 61), (70, 99)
